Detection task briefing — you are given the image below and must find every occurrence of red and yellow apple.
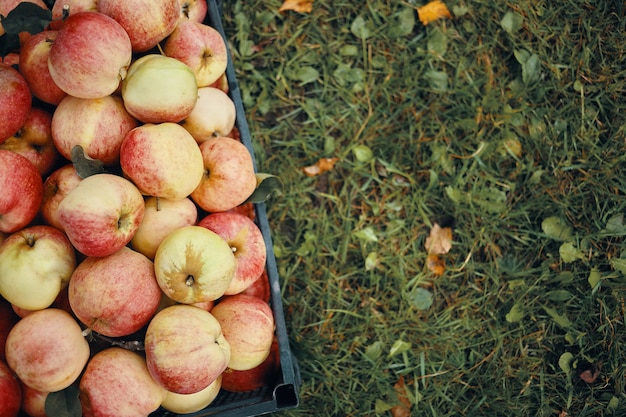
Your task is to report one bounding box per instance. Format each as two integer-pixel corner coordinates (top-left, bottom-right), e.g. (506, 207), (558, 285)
(20, 382), (49, 417)
(79, 347), (166, 417)
(154, 225), (236, 304)
(0, 63), (32, 144)
(0, 225), (76, 311)
(48, 11), (132, 99)
(69, 246), (162, 337)
(0, 358), (21, 417)
(182, 86), (237, 143)
(211, 294), (275, 371)
(161, 375), (222, 414)
(50, 0), (98, 30)
(145, 304), (231, 394)
(221, 337), (280, 392)
(0, 150), (43, 234)
(57, 173), (145, 257)
(179, 0), (208, 23)
(40, 163), (82, 231)
(131, 196), (198, 260)
(5, 308), (90, 392)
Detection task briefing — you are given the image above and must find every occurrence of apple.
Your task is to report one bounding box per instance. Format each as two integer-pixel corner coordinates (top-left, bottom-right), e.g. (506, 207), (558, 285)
(208, 71), (230, 94)
(182, 86), (237, 143)
(120, 122), (204, 200)
(0, 63), (32, 144)
(79, 347), (166, 417)
(69, 246), (162, 337)
(48, 11), (132, 99)
(154, 225), (236, 304)
(57, 173), (145, 257)
(0, 299), (19, 362)
(197, 211), (267, 295)
(191, 136), (258, 213)
(241, 268), (271, 302)
(163, 20), (228, 87)
(121, 54), (199, 124)
(211, 294), (275, 371)
(0, 150), (43, 234)
(144, 304), (231, 394)
(1, 53), (19, 66)
(131, 196), (198, 260)
(5, 308), (90, 392)
(20, 383), (48, 417)
(52, 94), (138, 165)
(19, 30), (67, 106)
(221, 337), (279, 392)
(179, 0), (208, 23)
(40, 164), (82, 231)
(50, 0), (98, 30)
(0, 358), (21, 417)
(0, 107), (60, 176)
(161, 375), (222, 414)
(0, 225), (76, 311)
(97, 0), (180, 52)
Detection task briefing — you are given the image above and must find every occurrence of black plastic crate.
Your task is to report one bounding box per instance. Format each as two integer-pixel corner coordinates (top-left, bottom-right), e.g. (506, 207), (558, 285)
(150, 0), (301, 416)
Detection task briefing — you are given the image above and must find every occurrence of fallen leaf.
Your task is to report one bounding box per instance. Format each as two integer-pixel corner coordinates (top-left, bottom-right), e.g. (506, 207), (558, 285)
(279, 0), (313, 13)
(303, 157), (339, 177)
(417, 1), (452, 25)
(425, 223), (453, 255)
(390, 376), (411, 417)
(426, 253), (445, 276)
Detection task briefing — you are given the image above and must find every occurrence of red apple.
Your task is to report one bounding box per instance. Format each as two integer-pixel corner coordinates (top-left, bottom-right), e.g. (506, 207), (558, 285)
(50, 0), (98, 30)
(18, 30), (67, 106)
(121, 54), (199, 124)
(241, 269), (271, 302)
(48, 11), (132, 99)
(98, 0), (180, 52)
(5, 308), (90, 392)
(198, 211), (267, 295)
(79, 347), (166, 417)
(154, 225), (236, 304)
(0, 150), (43, 234)
(221, 337), (280, 392)
(131, 196), (198, 260)
(191, 136), (258, 213)
(1, 53), (19, 66)
(0, 358), (21, 417)
(145, 304), (231, 394)
(20, 383), (48, 417)
(163, 20), (228, 87)
(211, 294), (275, 371)
(120, 122), (204, 200)
(178, 0), (208, 23)
(69, 246), (162, 337)
(0, 298), (19, 362)
(0, 63), (32, 144)
(182, 86), (237, 143)
(40, 164), (82, 231)
(208, 71), (230, 94)
(0, 225), (76, 311)
(57, 173), (145, 257)
(0, 107), (60, 176)
(52, 94), (138, 165)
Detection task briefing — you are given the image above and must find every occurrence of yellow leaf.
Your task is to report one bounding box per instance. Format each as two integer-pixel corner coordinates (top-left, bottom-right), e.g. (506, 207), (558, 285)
(390, 376), (412, 417)
(425, 223), (453, 255)
(302, 157), (339, 177)
(279, 0), (313, 13)
(426, 253), (446, 276)
(417, 0), (452, 25)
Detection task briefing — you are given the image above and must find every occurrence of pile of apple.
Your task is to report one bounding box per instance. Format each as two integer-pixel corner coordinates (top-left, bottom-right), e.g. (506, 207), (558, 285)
(0, 1), (282, 416)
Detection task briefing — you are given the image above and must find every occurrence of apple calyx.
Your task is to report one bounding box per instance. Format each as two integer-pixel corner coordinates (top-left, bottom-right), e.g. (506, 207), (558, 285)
(186, 275), (195, 286)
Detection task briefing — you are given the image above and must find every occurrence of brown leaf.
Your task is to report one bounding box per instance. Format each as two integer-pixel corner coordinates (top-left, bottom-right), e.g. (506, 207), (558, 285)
(390, 376), (412, 417)
(279, 0), (313, 13)
(426, 253), (446, 276)
(425, 223), (453, 255)
(417, 0), (452, 25)
(302, 157), (339, 177)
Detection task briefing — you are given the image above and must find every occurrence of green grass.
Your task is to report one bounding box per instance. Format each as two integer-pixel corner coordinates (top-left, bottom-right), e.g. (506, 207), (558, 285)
(221, 0), (626, 415)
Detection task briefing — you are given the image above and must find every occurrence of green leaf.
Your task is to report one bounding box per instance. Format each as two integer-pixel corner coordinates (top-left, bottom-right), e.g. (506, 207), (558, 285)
(71, 145), (105, 179)
(45, 385), (82, 417)
(352, 144), (374, 162)
(364, 251), (379, 271)
(505, 303), (525, 323)
(427, 27), (448, 56)
(407, 287), (433, 310)
(559, 241), (584, 263)
(522, 53), (540, 85)
(558, 351), (574, 376)
(541, 216), (573, 241)
(588, 268), (602, 291)
(353, 227), (379, 242)
(389, 7), (415, 38)
(363, 340), (384, 361)
(1, 2), (52, 35)
(0, 33), (20, 58)
(388, 339), (411, 357)
(243, 173), (282, 204)
(610, 257), (626, 275)
(546, 290), (574, 302)
(424, 70), (448, 92)
(288, 66), (319, 85)
(543, 306), (571, 329)
(351, 16), (372, 40)
(604, 214), (626, 234)
(500, 11), (523, 34)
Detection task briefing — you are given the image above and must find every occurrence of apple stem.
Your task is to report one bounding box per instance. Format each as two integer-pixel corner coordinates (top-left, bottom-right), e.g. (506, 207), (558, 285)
(62, 4), (70, 20)
(156, 197), (161, 211)
(82, 327), (92, 338)
(186, 275), (194, 286)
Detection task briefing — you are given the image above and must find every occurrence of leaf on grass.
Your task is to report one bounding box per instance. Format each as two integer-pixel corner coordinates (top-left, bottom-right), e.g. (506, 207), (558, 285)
(389, 339), (411, 357)
(278, 0), (313, 13)
(505, 303), (525, 323)
(407, 286), (433, 310)
(243, 173), (282, 204)
(543, 306), (571, 329)
(425, 223), (452, 255)
(500, 11), (523, 34)
(558, 351), (574, 377)
(390, 376), (412, 417)
(541, 216), (573, 241)
(417, 1), (452, 25)
(559, 241), (584, 263)
(71, 145), (104, 179)
(303, 157), (339, 176)
(426, 253), (445, 276)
